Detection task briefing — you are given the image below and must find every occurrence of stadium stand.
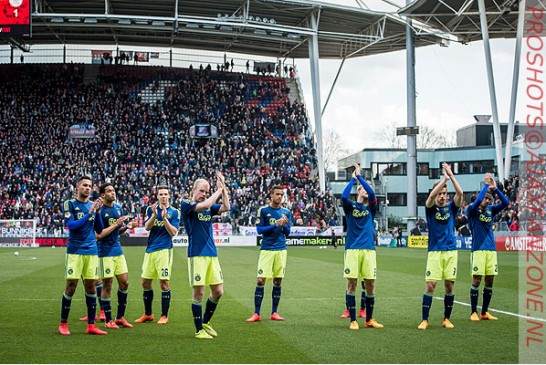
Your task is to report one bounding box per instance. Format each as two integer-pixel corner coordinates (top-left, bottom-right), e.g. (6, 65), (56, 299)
(0, 63), (338, 235)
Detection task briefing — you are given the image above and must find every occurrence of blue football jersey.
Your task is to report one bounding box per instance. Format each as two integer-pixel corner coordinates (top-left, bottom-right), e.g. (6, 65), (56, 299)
(97, 203), (124, 257)
(256, 205), (291, 251)
(145, 205), (180, 253)
(63, 198), (98, 255)
(425, 202), (459, 251)
(180, 201), (221, 257)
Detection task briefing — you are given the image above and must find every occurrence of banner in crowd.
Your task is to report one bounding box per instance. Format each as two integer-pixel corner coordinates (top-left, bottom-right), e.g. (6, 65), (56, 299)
(212, 223), (232, 236)
(239, 226), (258, 236)
(496, 236), (546, 251)
(0, 226), (48, 237)
(91, 50), (112, 64)
(128, 223), (232, 237)
(253, 61), (276, 73)
(378, 235), (393, 247)
(119, 50), (149, 62)
(68, 124), (96, 139)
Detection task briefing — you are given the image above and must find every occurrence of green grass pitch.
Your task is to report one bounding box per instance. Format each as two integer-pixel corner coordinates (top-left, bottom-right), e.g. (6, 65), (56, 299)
(0, 246), (519, 363)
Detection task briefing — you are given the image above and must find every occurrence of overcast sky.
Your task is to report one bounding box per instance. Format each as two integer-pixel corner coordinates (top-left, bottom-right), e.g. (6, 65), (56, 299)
(294, 0), (522, 154)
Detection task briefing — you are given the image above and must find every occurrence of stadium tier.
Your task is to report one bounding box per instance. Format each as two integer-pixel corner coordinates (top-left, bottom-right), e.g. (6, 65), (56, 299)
(0, 64), (338, 235)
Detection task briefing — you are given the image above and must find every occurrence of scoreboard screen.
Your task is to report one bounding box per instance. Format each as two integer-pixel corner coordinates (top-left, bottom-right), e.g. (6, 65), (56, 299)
(0, 0), (31, 38)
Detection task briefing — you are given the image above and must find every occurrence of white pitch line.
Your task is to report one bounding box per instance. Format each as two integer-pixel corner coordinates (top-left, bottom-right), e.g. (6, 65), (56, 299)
(434, 296), (546, 323)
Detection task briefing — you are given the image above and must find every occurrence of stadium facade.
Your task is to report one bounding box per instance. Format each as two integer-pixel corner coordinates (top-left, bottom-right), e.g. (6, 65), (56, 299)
(331, 119), (546, 231)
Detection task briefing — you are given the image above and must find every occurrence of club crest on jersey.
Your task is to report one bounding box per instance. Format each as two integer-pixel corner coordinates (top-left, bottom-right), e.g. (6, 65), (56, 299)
(116, 209), (121, 216)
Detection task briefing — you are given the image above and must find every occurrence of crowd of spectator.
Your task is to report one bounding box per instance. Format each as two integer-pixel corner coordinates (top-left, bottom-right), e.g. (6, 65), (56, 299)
(0, 63), (338, 235)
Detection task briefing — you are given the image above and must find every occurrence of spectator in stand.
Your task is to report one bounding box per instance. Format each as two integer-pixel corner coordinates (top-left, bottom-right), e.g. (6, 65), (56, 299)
(0, 64), (337, 237)
(509, 216), (519, 231)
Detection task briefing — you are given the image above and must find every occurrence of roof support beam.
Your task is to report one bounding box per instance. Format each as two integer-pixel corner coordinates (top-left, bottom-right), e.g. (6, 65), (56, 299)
(405, 0), (417, 233)
(504, 0), (526, 178)
(308, 9), (326, 193)
(477, 0), (505, 181)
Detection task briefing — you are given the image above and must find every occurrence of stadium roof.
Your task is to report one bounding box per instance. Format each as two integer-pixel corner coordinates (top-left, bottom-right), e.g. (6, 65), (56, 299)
(399, 0), (520, 43)
(17, 0), (446, 59)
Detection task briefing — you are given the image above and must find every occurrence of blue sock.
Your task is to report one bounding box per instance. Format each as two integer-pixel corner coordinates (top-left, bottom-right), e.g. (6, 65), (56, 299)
(422, 293), (433, 321)
(161, 289), (171, 317)
(482, 286), (493, 314)
(254, 286), (264, 315)
(60, 292), (72, 323)
(203, 297), (218, 324)
(345, 291), (356, 321)
(85, 292), (97, 324)
(192, 301), (203, 332)
(272, 285), (282, 314)
(117, 289), (128, 319)
(360, 290), (366, 311)
(444, 293), (455, 319)
(143, 289), (153, 315)
(365, 294), (375, 322)
(96, 283), (103, 310)
(102, 298), (112, 322)
(470, 286), (479, 313)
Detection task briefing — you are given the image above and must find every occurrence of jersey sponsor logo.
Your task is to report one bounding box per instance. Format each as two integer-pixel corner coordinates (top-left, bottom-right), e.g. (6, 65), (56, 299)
(434, 211), (450, 223)
(479, 214), (492, 223)
(197, 213), (211, 221)
(153, 220), (165, 227)
(269, 218), (276, 225)
(108, 218), (117, 226)
(352, 209), (369, 218)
